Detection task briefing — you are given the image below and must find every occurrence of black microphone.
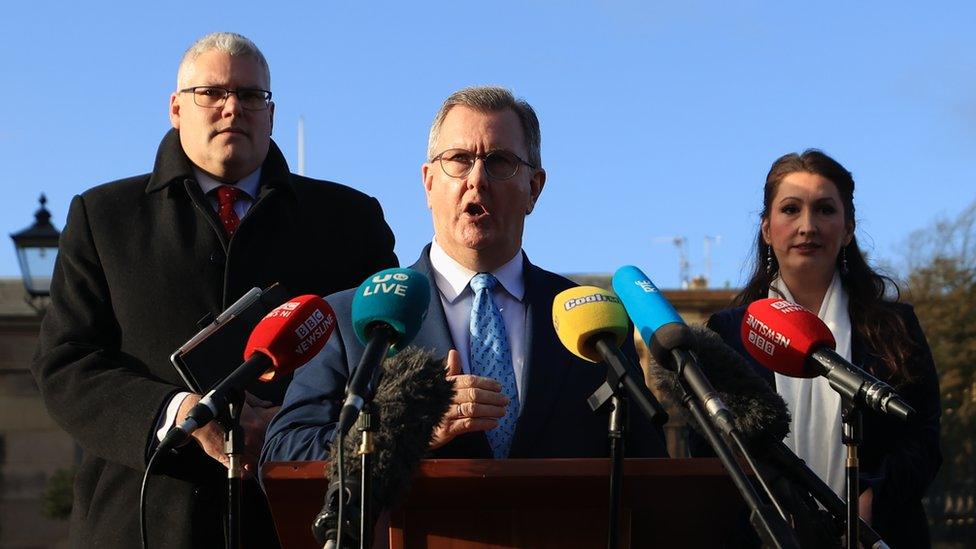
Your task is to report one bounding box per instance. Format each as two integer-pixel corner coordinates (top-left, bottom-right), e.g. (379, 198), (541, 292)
(649, 325), (791, 448)
(313, 346), (454, 547)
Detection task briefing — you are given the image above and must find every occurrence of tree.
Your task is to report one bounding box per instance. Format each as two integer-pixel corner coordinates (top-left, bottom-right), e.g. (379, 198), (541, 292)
(42, 467), (74, 521)
(901, 200), (976, 543)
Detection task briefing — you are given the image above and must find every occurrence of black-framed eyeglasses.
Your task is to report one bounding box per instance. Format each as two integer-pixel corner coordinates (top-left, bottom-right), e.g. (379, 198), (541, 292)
(430, 148), (536, 180)
(179, 86), (273, 111)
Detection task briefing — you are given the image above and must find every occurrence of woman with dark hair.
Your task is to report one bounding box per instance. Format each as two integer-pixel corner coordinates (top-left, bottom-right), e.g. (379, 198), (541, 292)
(704, 149), (942, 547)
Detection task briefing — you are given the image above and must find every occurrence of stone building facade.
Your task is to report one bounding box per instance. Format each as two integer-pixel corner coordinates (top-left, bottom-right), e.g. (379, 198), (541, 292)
(0, 279), (72, 548)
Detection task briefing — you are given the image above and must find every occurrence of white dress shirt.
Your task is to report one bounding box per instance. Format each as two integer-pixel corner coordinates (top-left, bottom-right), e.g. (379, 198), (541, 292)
(428, 238), (529, 410)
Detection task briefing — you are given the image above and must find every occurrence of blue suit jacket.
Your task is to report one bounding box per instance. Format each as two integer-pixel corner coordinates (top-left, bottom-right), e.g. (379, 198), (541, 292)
(262, 246), (667, 463)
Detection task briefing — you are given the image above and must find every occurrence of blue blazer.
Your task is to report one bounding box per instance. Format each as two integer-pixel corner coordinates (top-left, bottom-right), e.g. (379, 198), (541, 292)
(262, 246), (667, 464)
(705, 303), (942, 548)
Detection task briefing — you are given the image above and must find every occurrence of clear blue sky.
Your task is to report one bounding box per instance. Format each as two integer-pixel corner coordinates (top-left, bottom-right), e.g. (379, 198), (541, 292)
(3, 2), (974, 289)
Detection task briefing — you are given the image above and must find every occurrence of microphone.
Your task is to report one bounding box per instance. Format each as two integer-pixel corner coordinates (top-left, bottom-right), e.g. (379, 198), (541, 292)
(611, 266), (736, 434)
(742, 298), (914, 422)
(651, 325), (888, 549)
(159, 295), (336, 452)
(612, 268), (802, 548)
(551, 285), (668, 425)
(649, 324), (790, 447)
(336, 268), (431, 437)
(313, 346), (454, 547)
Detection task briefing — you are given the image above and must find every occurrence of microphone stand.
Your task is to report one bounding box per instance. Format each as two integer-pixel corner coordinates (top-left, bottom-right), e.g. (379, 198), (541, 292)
(606, 393), (626, 549)
(335, 329), (393, 549)
(842, 401), (862, 549)
(672, 371), (800, 549)
(586, 338), (668, 547)
(357, 403), (375, 549)
(593, 339), (667, 426)
(586, 373), (628, 549)
(668, 349), (801, 542)
(220, 391), (246, 549)
(764, 443), (888, 548)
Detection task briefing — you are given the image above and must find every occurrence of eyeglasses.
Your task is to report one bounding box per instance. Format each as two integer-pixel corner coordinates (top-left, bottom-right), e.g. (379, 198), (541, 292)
(430, 148), (536, 180)
(179, 86), (273, 111)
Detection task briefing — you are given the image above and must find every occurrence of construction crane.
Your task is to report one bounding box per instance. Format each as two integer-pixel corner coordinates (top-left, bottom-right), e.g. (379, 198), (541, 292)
(652, 236), (690, 288)
(703, 235), (722, 287)
(653, 235), (722, 288)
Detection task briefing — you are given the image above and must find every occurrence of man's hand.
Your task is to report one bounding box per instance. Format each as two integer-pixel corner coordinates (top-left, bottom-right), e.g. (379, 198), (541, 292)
(858, 486), (873, 525)
(428, 349), (507, 450)
(176, 393), (280, 476)
(240, 393), (279, 475)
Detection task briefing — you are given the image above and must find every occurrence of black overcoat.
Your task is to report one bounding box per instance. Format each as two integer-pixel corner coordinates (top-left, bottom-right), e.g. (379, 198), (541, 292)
(31, 129), (398, 548)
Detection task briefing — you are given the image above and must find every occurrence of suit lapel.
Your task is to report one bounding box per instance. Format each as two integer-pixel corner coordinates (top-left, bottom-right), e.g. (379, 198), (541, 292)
(407, 248), (455, 357)
(509, 260), (570, 457)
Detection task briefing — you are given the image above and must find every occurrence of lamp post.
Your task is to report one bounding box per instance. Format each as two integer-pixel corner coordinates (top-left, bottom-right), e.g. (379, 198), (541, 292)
(10, 194), (60, 310)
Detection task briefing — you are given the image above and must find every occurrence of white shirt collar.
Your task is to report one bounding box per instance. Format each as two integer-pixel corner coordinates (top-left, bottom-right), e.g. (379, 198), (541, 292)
(428, 238), (526, 304)
(193, 167), (262, 199)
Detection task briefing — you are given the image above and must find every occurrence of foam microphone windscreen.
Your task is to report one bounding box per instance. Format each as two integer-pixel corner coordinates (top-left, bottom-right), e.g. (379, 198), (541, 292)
(741, 298), (835, 378)
(244, 295), (336, 381)
(351, 268), (431, 355)
(649, 325), (791, 448)
(552, 286), (630, 362)
(327, 346), (453, 508)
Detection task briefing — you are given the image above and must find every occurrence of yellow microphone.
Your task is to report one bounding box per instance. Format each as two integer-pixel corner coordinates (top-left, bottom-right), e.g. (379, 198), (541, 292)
(552, 286), (629, 362)
(552, 286), (668, 425)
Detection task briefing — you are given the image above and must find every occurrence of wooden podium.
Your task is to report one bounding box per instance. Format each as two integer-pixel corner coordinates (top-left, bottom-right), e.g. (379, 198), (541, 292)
(263, 458), (747, 548)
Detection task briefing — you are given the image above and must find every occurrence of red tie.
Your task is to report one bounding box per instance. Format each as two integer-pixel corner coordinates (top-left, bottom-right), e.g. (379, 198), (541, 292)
(214, 185), (245, 238)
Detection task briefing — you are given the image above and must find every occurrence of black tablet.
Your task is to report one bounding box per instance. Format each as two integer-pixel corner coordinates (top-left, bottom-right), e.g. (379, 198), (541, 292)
(170, 284), (290, 402)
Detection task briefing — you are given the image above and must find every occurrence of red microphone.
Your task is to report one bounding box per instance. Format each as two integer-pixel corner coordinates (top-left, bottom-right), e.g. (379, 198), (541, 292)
(245, 295), (338, 381)
(159, 295), (336, 452)
(742, 298), (914, 421)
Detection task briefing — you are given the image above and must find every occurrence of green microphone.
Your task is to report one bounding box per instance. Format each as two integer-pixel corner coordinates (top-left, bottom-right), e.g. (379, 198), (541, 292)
(338, 268), (431, 436)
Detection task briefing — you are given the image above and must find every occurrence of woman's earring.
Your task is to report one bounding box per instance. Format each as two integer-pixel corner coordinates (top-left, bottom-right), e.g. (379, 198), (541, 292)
(766, 245), (773, 275)
(841, 246), (849, 275)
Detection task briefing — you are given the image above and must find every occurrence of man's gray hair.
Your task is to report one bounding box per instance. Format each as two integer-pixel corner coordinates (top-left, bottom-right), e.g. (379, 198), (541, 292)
(176, 32), (271, 89)
(427, 86), (542, 168)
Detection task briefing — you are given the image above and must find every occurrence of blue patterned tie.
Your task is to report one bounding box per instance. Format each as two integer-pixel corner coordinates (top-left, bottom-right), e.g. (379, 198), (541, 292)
(469, 273), (519, 458)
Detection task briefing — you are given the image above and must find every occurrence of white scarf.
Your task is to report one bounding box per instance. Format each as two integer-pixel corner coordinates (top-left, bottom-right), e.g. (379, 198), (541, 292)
(769, 272), (851, 498)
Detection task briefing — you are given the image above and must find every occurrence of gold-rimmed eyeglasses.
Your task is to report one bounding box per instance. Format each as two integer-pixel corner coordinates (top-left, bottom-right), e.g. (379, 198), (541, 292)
(430, 148), (536, 180)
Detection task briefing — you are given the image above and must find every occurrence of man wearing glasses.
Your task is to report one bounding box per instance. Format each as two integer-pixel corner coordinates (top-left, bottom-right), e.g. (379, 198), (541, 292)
(263, 86), (666, 467)
(31, 32), (396, 548)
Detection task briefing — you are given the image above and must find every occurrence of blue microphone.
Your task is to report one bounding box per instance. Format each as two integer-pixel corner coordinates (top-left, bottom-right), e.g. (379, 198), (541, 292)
(338, 268), (431, 436)
(614, 266), (804, 547)
(610, 266), (684, 343)
(612, 265), (735, 434)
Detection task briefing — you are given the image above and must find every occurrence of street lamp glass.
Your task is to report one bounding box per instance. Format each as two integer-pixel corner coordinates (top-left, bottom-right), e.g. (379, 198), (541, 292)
(15, 245), (58, 296)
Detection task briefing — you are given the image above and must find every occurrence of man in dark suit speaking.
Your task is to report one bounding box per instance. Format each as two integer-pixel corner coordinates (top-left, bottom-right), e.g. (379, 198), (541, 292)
(31, 32), (397, 548)
(262, 86), (667, 463)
